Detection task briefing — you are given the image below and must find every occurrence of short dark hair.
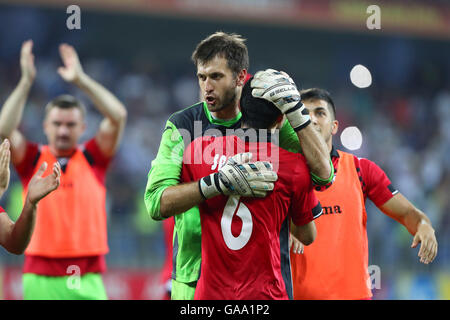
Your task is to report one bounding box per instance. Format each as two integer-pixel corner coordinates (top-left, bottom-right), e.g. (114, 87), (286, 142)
(240, 77), (281, 129)
(191, 31), (249, 76)
(45, 94), (86, 118)
(300, 88), (336, 119)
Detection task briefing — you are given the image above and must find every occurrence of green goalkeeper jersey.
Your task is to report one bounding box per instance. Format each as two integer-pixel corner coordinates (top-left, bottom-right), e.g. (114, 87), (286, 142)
(144, 101), (333, 283)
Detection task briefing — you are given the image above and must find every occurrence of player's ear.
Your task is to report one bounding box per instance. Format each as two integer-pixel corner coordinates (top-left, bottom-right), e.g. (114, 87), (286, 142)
(331, 120), (339, 135)
(275, 115), (285, 129)
(236, 69), (247, 87)
(43, 118), (49, 136)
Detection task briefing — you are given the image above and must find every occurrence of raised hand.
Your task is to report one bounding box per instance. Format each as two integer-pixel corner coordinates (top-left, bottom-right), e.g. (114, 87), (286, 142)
(57, 43), (85, 84)
(20, 40), (36, 84)
(251, 68), (311, 131)
(0, 139), (11, 196)
(26, 162), (61, 205)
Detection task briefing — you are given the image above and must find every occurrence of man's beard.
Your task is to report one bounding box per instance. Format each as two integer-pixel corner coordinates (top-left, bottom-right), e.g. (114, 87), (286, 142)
(54, 136), (75, 151)
(207, 86), (237, 113)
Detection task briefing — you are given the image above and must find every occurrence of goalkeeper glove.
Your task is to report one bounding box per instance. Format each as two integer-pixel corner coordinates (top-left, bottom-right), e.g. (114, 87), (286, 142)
(199, 152), (278, 199)
(251, 69), (311, 131)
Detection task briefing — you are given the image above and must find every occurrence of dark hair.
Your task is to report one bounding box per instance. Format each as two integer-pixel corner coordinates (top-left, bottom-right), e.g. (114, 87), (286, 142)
(300, 88), (336, 119)
(240, 77), (281, 129)
(191, 31), (249, 76)
(45, 94), (86, 118)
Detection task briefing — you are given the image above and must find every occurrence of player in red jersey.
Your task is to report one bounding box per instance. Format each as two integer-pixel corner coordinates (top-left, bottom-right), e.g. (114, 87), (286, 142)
(180, 77), (322, 300)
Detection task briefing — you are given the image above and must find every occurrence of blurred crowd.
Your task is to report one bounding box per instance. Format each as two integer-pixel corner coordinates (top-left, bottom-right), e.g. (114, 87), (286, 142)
(0, 51), (199, 268)
(0, 5), (448, 298)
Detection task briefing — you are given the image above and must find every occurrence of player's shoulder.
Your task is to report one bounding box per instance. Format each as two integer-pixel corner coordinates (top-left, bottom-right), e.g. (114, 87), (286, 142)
(338, 149), (384, 175)
(168, 102), (205, 131)
(347, 152), (378, 169)
(81, 137), (112, 167)
(278, 147), (310, 174)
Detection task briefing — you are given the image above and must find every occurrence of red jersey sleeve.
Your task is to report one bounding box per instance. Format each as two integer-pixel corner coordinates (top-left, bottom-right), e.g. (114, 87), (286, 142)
(83, 138), (113, 185)
(354, 156), (398, 207)
(0, 206), (5, 213)
(289, 157), (323, 226)
(14, 141), (40, 186)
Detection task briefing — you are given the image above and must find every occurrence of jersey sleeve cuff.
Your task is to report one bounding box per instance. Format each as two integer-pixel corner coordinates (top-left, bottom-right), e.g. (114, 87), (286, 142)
(373, 184), (399, 207)
(311, 158), (335, 186)
(292, 202), (323, 226)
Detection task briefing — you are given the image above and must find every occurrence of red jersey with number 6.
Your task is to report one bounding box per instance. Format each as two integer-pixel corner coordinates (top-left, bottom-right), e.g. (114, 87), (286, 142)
(181, 132), (322, 300)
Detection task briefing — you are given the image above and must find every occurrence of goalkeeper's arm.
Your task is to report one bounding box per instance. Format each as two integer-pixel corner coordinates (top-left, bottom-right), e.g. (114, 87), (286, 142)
(252, 69), (332, 183)
(160, 155), (278, 218)
(159, 181), (207, 218)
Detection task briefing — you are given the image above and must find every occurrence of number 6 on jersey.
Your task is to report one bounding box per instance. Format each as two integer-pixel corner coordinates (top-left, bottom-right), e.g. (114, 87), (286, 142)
(221, 196), (253, 250)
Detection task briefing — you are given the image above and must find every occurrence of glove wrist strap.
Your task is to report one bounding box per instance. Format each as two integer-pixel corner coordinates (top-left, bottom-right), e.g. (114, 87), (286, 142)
(286, 102), (311, 132)
(199, 173), (221, 199)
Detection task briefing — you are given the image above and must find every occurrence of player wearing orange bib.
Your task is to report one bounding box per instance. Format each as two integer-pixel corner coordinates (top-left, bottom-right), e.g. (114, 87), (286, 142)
(290, 88), (438, 300)
(0, 139), (60, 255)
(0, 40), (127, 299)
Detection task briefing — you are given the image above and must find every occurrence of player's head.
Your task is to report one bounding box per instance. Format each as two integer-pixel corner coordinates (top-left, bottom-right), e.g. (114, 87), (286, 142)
(300, 88), (338, 147)
(43, 94), (86, 153)
(240, 77), (283, 130)
(192, 31), (249, 113)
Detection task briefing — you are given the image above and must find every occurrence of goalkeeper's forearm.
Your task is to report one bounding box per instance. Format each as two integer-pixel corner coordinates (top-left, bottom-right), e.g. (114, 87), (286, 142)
(282, 102), (333, 183)
(296, 123), (333, 182)
(159, 182), (205, 218)
(159, 169), (229, 217)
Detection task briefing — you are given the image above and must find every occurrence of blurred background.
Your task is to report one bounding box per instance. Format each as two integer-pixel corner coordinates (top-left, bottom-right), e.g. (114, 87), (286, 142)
(0, 0), (448, 300)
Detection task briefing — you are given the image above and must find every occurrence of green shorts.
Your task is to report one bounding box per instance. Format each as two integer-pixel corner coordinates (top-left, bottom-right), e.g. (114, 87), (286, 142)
(171, 279), (197, 300)
(23, 273), (107, 300)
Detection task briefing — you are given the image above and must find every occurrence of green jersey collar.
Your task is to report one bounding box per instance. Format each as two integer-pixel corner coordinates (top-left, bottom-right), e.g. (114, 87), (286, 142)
(202, 101), (241, 127)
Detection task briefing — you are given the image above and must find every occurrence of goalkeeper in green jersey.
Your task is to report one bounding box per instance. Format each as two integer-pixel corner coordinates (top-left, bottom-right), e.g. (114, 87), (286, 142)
(144, 32), (334, 300)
